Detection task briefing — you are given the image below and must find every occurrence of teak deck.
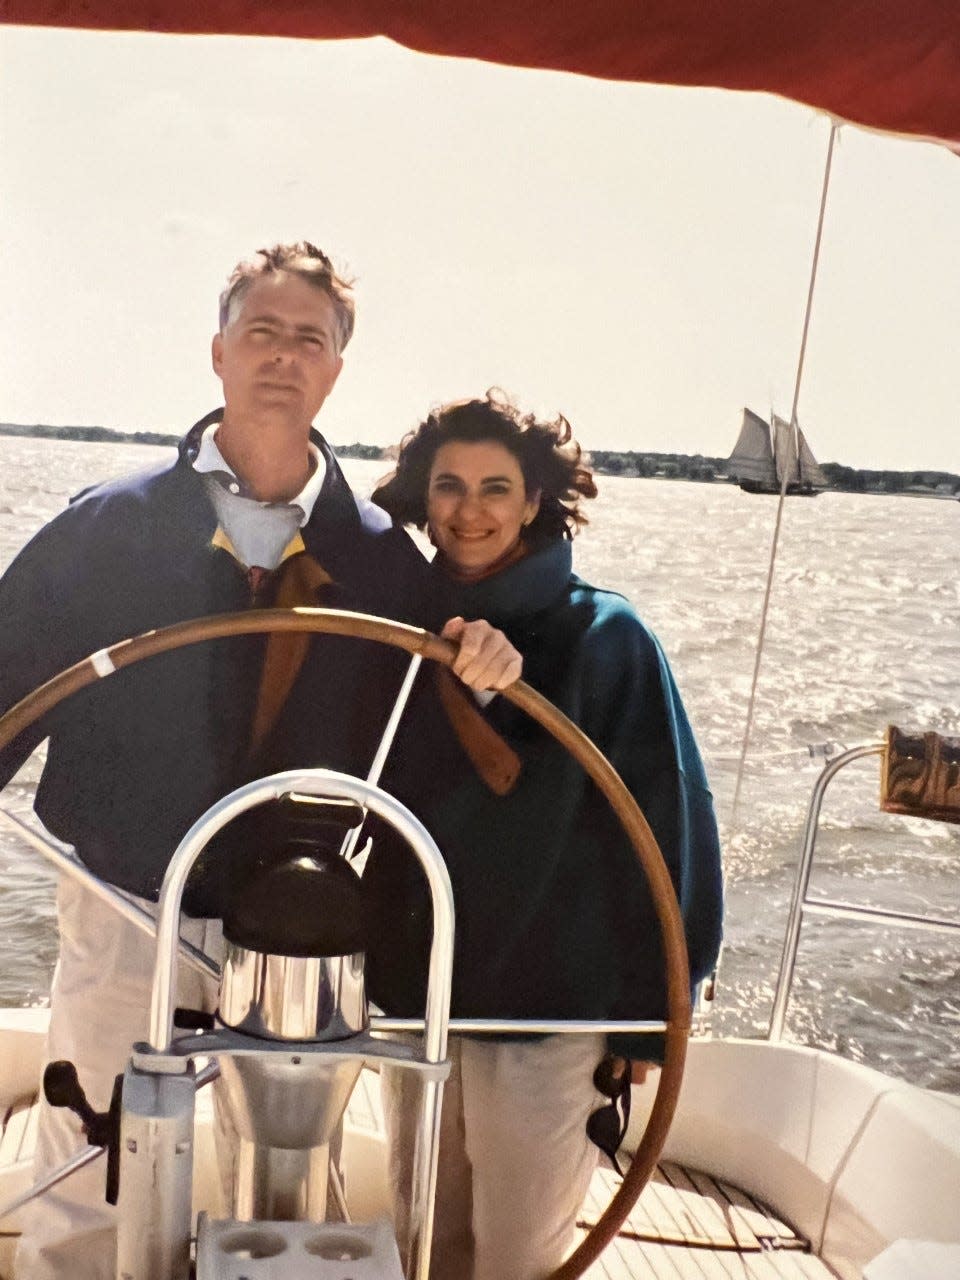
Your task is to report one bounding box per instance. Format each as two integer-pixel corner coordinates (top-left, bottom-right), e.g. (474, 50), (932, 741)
(579, 1165), (837, 1278)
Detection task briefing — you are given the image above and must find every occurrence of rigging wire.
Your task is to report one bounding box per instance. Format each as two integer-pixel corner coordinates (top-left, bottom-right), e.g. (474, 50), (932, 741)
(699, 120), (840, 1016)
(728, 119), (840, 831)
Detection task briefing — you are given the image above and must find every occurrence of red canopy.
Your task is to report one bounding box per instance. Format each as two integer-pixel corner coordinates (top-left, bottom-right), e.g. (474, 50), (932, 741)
(3, 1), (958, 145)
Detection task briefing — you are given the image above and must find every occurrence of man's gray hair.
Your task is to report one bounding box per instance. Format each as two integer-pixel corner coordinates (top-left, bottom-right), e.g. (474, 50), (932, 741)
(219, 242), (356, 354)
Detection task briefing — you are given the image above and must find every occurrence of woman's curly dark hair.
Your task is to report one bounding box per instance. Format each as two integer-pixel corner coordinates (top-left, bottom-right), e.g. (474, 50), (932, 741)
(372, 390), (597, 542)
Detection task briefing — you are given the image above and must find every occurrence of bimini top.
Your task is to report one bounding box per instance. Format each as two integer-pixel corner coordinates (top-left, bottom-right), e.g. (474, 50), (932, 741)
(3, 0), (959, 146)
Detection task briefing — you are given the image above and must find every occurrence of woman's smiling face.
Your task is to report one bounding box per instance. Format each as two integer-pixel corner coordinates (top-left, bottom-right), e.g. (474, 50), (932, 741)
(426, 439), (540, 577)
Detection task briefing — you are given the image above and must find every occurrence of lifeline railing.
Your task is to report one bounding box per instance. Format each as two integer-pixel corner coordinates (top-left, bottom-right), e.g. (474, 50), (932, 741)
(769, 731), (960, 1041)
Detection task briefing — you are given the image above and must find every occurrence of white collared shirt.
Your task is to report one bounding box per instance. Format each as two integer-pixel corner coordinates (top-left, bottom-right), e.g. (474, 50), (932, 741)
(194, 423), (327, 569)
(193, 423), (326, 522)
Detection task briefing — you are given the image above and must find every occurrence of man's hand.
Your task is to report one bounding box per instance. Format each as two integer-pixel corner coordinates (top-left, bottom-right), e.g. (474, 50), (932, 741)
(441, 617), (522, 691)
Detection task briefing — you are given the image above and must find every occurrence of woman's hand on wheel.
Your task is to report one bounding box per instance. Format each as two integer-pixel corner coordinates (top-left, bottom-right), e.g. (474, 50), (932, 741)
(441, 616), (523, 691)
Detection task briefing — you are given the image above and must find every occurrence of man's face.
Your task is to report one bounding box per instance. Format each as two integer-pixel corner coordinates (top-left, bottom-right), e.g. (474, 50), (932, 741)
(211, 273), (344, 427)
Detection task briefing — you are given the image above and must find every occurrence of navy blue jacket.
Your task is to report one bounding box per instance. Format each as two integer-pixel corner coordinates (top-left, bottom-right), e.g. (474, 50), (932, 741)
(0, 413), (431, 910)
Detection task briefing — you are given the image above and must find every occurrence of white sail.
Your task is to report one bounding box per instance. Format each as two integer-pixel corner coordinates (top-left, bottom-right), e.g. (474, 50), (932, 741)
(772, 415), (799, 487)
(772, 414), (826, 490)
(726, 408), (776, 486)
(797, 427), (827, 489)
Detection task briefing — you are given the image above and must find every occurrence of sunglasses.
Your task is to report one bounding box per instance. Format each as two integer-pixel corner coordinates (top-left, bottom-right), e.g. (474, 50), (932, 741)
(586, 1056), (632, 1176)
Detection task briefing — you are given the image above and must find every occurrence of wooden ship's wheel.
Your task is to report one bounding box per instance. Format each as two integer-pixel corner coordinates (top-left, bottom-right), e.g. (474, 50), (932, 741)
(0, 607), (692, 1278)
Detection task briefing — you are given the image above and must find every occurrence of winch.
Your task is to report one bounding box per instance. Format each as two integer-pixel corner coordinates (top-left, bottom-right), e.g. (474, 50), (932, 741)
(114, 767), (455, 1280)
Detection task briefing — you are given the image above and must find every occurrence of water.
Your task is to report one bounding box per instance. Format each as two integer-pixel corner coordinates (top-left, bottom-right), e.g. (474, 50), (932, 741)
(1, 438), (957, 1090)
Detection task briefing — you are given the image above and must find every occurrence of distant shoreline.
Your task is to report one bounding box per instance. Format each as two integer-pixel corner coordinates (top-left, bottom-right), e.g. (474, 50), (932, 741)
(1, 422), (957, 499)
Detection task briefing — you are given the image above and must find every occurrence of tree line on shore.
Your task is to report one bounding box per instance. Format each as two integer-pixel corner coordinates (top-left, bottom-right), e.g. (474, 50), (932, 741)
(1, 422), (956, 497)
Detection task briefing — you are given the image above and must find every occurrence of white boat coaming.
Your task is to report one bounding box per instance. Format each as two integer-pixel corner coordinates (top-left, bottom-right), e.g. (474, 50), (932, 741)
(636, 1038), (960, 1280)
(2, 1010), (959, 1279)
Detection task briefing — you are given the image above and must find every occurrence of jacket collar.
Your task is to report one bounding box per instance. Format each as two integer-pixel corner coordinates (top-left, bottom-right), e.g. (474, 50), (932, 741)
(437, 538), (573, 626)
(178, 408), (362, 541)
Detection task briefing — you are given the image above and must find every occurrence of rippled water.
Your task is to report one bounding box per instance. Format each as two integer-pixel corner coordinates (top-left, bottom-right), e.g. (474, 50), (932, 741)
(1, 437), (957, 1090)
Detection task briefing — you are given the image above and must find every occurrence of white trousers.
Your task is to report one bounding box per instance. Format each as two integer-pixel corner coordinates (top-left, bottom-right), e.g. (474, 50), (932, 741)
(382, 1033), (604, 1280)
(15, 877), (222, 1280)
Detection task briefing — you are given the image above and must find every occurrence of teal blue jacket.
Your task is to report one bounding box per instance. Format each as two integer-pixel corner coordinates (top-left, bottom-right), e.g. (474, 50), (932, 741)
(366, 539), (723, 1059)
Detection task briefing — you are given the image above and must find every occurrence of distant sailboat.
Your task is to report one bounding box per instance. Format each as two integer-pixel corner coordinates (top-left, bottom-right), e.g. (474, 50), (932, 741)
(726, 408), (826, 495)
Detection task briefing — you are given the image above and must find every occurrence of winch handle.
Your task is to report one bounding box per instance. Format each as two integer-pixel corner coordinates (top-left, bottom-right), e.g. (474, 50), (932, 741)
(0, 606), (690, 1280)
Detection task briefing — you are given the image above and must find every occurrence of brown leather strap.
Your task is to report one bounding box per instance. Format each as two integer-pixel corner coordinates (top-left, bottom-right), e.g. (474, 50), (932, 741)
(434, 666), (522, 796)
(248, 554), (522, 796)
(247, 553), (333, 757)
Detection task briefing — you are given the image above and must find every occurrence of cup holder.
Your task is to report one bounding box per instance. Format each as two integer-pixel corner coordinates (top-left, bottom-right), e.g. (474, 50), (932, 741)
(304, 1231), (373, 1261)
(218, 1227), (288, 1259)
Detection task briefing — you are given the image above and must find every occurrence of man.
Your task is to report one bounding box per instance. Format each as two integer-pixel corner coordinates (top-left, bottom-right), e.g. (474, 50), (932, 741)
(0, 242), (520, 1278)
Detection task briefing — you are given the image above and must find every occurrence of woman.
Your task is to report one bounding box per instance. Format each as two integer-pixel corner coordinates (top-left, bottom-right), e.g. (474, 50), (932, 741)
(366, 391), (722, 1280)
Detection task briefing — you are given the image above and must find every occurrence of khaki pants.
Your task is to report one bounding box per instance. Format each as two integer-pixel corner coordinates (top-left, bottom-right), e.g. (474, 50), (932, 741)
(382, 1033), (604, 1280)
(15, 878), (222, 1280)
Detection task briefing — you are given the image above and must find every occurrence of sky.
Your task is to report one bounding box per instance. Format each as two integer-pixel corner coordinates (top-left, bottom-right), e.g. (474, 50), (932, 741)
(0, 27), (957, 472)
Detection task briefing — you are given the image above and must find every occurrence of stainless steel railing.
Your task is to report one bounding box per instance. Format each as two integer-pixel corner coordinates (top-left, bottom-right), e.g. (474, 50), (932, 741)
(769, 741), (960, 1042)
